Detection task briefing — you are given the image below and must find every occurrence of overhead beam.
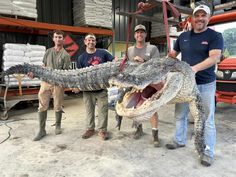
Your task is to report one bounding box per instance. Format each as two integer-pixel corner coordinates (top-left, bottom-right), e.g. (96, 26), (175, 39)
(147, 0), (193, 14)
(0, 17), (114, 36)
(214, 1), (236, 11)
(209, 11), (236, 25)
(116, 11), (179, 25)
(148, 0), (236, 15)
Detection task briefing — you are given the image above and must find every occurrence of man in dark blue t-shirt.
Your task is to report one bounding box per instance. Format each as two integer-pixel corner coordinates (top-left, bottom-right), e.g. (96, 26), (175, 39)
(166, 5), (223, 167)
(77, 33), (114, 140)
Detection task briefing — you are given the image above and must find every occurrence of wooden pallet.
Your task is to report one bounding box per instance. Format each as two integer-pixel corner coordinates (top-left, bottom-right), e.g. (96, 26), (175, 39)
(0, 13), (37, 21)
(76, 24), (112, 30)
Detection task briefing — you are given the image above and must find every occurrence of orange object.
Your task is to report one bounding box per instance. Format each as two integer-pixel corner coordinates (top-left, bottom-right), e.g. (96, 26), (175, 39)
(209, 11), (236, 25)
(178, 11), (236, 31)
(216, 57), (236, 104)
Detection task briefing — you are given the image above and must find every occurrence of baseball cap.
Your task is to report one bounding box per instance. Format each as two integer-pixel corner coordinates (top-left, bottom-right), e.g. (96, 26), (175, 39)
(85, 34), (96, 40)
(134, 24), (146, 32)
(193, 5), (211, 15)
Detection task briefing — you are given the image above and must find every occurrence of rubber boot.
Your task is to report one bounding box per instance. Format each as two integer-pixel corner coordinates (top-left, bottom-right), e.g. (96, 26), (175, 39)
(33, 111), (47, 141)
(55, 111), (62, 135)
(133, 124), (143, 139)
(152, 129), (160, 147)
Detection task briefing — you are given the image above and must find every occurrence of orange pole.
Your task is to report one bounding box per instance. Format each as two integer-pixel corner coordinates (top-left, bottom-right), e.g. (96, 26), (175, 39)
(209, 11), (236, 25)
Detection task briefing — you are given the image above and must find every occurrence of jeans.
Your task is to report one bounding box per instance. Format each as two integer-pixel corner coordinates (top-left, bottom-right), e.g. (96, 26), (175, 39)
(174, 81), (216, 158)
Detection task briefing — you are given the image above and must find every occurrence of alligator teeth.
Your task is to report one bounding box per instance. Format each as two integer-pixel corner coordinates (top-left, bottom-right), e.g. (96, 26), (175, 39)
(131, 88), (136, 93)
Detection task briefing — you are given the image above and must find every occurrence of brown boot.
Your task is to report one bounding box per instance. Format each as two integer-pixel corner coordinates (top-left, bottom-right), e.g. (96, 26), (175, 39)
(98, 130), (109, 140)
(82, 129), (95, 139)
(152, 129), (161, 147)
(133, 124), (143, 140)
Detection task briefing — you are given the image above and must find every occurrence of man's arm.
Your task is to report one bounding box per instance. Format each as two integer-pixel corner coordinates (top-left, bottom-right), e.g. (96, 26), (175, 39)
(28, 51), (47, 79)
(27, 63), (44, 79)
(191, 49), (221, 73)
(63, 53), (71, 70)
(76, 55), (83, 69)
(105, 50), (115, 62)
(168, 50), (179, 59)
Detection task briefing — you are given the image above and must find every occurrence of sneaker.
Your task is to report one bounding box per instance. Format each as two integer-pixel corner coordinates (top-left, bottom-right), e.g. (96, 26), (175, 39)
(82, 129), (95, 139)
(201, 154), (213, 167)
(98, 131), (109, 140)
(165, 142), (185, 149)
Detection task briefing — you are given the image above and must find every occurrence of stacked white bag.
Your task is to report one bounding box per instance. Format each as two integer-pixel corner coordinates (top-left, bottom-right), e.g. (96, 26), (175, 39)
(2, 43), (46, 87)
(0, 0), (37, 19)
(73, 0), (112, 28)
(0, 0), (12, 15)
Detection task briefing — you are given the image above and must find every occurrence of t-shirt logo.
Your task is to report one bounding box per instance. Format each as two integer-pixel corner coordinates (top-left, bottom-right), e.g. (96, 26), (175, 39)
(201, 41), (208, 45)
(88, 56), (101, 66)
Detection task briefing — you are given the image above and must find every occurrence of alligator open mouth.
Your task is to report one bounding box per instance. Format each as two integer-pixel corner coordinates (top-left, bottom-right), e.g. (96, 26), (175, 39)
(120, 81), (165, 110)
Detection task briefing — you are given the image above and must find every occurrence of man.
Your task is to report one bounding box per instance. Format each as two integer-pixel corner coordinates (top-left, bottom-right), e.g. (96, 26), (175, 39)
(166, 5), (223, 166)
(32, 30), (71, 141)
(77, 33), (114, 140)
(127, 24), (161, 147)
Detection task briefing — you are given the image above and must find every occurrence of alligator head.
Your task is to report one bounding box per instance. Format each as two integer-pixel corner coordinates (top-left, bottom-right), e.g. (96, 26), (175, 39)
(110, 57), (195, 122)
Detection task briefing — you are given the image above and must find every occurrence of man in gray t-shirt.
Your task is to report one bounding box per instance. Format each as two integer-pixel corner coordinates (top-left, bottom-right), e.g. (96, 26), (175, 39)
(127, 24), (160, 147)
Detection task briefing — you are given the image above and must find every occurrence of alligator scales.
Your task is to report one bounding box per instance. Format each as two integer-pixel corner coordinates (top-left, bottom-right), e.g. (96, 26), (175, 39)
(4, 57), (206, 155)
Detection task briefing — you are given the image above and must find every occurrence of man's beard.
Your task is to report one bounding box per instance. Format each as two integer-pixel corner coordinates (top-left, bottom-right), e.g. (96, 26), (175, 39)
(195, 21), (207, 31)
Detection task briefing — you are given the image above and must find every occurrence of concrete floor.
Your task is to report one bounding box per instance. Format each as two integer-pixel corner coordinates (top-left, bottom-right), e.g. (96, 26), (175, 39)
(0, 94), (235, 177)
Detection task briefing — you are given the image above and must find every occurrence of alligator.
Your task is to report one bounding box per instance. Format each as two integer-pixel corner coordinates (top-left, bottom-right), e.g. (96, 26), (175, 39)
(4, 57), (206, 155)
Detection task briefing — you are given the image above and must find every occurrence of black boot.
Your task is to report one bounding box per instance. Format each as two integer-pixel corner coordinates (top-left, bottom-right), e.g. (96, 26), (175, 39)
(133, 124), (143, 139)
(152, 129), (161, 147)
(33, 111), (47, 141)
(55, 111), (62, 135)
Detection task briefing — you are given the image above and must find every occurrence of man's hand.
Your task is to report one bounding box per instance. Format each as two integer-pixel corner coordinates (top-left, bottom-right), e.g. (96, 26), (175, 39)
(72, 88), (80, 93)
(133, 56), (144, 63)
(27, 72), (34, 79)
(168, 50), (178, 59)
(191, 66), (198, 74)
(114, 57), (119, 62)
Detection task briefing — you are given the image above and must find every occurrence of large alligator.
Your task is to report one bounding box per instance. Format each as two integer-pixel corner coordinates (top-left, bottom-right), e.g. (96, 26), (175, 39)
(4, 57), (206, 155)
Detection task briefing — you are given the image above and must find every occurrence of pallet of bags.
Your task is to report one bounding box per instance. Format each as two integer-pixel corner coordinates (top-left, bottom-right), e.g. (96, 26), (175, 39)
(0, 0), (12, 15)
(73, 0), (112, 28)
(12, 0), (37, 19)
(2, 43), (46, 87)
(0, 0), (37, 19)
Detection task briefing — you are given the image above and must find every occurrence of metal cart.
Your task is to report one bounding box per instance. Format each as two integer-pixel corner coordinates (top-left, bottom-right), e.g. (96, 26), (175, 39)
(0, 74), (39, 120)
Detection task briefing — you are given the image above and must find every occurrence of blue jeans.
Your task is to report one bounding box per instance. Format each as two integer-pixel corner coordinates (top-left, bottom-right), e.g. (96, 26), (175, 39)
(174, 81), (216, 158)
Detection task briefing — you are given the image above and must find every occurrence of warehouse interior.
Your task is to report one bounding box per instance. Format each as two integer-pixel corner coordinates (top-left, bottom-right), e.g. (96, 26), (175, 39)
(0, 0), (236, 176)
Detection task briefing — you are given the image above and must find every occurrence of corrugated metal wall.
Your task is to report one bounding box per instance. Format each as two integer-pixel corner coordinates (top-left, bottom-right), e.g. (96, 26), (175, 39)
(112, 0), (152, 42)
(37, 0), (73, 25)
